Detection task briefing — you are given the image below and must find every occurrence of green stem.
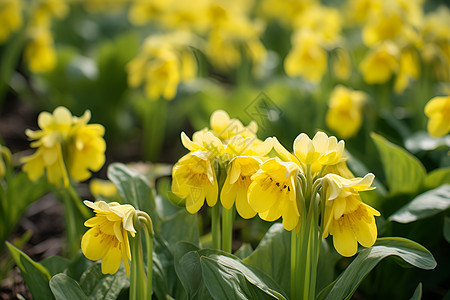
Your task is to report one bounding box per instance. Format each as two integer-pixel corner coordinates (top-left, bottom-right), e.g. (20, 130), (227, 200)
(130, 229), (146, 300)
(211, 202), (221, 250)
(290, 231), (297, 300)
(221, 206), (233, 253)
(142, 99), (168, 162)
(138, 214), (154, 300)
(60, 192), (78, 258)
(67, 183), (91, 219)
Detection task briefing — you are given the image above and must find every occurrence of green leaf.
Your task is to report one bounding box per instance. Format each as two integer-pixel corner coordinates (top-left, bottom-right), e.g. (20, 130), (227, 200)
(410, 282), (422, 300)
(200, 251), (287, 300)
(444, 216), (450, 244)
(107, 163), (160, 231)
(49, 274), (88, 300)
(424, 168), (450, 189)
(234, 243), (253, 260)
(79, 263), (129, 300)
(389, 185), (450, 223)
(176, 248), (207, 298)
(317, 237), (436, 300)
(243, 224), (290, 295)
(6, 242), (54, 300)
(371, 133), (426, 195)
(161, 209), (199, 246)
(41, 256), (70, 277)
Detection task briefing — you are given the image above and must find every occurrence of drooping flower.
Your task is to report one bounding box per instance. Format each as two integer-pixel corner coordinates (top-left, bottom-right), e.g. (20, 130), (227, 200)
(326, 85), (367, 139)
(322, 173), (380, 257)
(209, 110), (257, 144)
(394, 48), (420, 94)
(0, 0), (22, 43)
(81, 201), (136, 276)
(24, 28), (57, 73)
(220, 136), (273, 218)
(248, 158), (301, 231)
(424, 95), (450, 137)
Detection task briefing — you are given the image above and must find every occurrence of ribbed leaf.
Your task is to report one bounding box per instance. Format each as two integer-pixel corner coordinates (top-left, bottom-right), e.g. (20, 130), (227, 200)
(371, 133), (426, 195)
(79, 263), (129, 300)
(317, 237), (436, 300)
(389, 184), (450, 223)
(49, 274), (88, 300)
(410, 283), (422, 300)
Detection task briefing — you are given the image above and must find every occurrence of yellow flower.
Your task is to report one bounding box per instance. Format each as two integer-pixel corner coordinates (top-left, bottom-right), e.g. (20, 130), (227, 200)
(362, 8), (405, 47)
(424, 95), (450, 137)
(21, 107), (106, 186)
(81, 201), (136, 276)
(22, 106), (73, 186)
(284, 30), (328, 83)
(346, 0), (381, 25)
(292, 131), (345, 167)
(394, 48), (420, 94)
(66, 111), (106, 182)
(90, 179), (118, 198)
(322, 173), (380, 257)
(172, 152), (218, 213)
(83, 0), (128, 13)
(220, 136), (273, 218)
(126, 32), (197, 101)
(359, 42), (399, 84)
(24, 28), (56, 73)
(248, 158), (301, 231)
(326, 85), (367, 139)
(128, 0), (171, 25)
(0, 0), (22, 43)
(209, 110), (257, 144)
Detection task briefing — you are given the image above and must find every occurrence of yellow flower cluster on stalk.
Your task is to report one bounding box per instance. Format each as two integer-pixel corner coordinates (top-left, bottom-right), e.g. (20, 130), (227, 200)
(22, 106), (106, 187)
(172, 110), (380, 257)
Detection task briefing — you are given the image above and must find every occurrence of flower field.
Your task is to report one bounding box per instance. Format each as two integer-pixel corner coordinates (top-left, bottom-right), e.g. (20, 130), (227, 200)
(0, 0), (449, 299)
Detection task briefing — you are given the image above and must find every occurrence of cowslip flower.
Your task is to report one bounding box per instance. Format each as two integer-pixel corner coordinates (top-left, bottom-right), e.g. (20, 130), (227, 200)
(248, 158), (301, 231)
(220, 136), (273, 218)
(284, 29), (328, 83)
(209, 110), (257, 144)
(66, 111), (106, 182)
(332, 48), (351, 80)
(326, 85), (367, 139)
(424, 95), (450, 137)
(322, 173), (380, 257)
(359, 42), (399, 84)
(394, 48), (420, 94)
(90, 179), (118, 198)
(81, 201), (136, 275)
(30, 0), (68, 27)
(0, 0), (22, 43)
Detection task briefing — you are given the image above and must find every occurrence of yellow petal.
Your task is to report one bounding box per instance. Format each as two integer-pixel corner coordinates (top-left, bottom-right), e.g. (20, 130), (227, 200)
(101, 245), (122, 275)
(333, 220), (358, 257)
(81, 228), (110, 261)
(235, 186), (256, 219)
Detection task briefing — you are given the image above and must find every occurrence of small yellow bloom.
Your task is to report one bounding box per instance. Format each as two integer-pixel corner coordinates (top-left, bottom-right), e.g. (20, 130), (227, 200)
(220, 136), (273, 218)
(172, 152), (218, 213)
(67, 111), (106, 182)
(81, 201), (136, 276)
(362, 9), (405, 47)
(332, 48), (351, 80)
(285, 30), (328, 83)
(424, 96), (450, 137)
(0, 0), (22, 43)
(293, 131), (345, 167)
(90, 179), (118, 198)
(24, 28), (56, 73)
(0, 145), (12, 179)
(128, 0), (170, 25)
(359, 42), (399, 84)
(248, 158), (301, 231)
(209, 110), (257, 144)
(31, 0), (68, 27)
(326, 85), (367, 139)
(322, 173), (380, 257)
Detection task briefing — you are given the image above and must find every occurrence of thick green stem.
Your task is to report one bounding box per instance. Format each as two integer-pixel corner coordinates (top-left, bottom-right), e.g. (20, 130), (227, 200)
(290, 231), (298, 300)
(211, 202), (221, 250)
(60, 192), (78, 258)
(138, 214), (154, 300)
(221, 206), (233, 253)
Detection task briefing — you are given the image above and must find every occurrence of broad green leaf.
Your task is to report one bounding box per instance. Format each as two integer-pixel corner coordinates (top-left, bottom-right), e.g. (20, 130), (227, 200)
(161, 208), (199, 246)
(49, 274), (88, 300)
(389, 185), (450, 223)
(6, 242), (54, 300)
(371, 133), (426, 195)
(79, 263), (129, 300)
(243, 223), (290, 295)
(317, 237), (436, 300)
(444, 216), (450, 244)
(41, 256), (70, 277)
(107, 163), (160, 231)
(199, 250), (287, 300)
(177, 249), (208, 298)
(410, 282), (422, 300)
(424, 168), (450, 189)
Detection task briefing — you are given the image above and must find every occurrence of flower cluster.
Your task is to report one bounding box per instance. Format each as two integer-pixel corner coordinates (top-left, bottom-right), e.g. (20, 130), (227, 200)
(172, 110), (380, 257)
(22, 106), (106, 187)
